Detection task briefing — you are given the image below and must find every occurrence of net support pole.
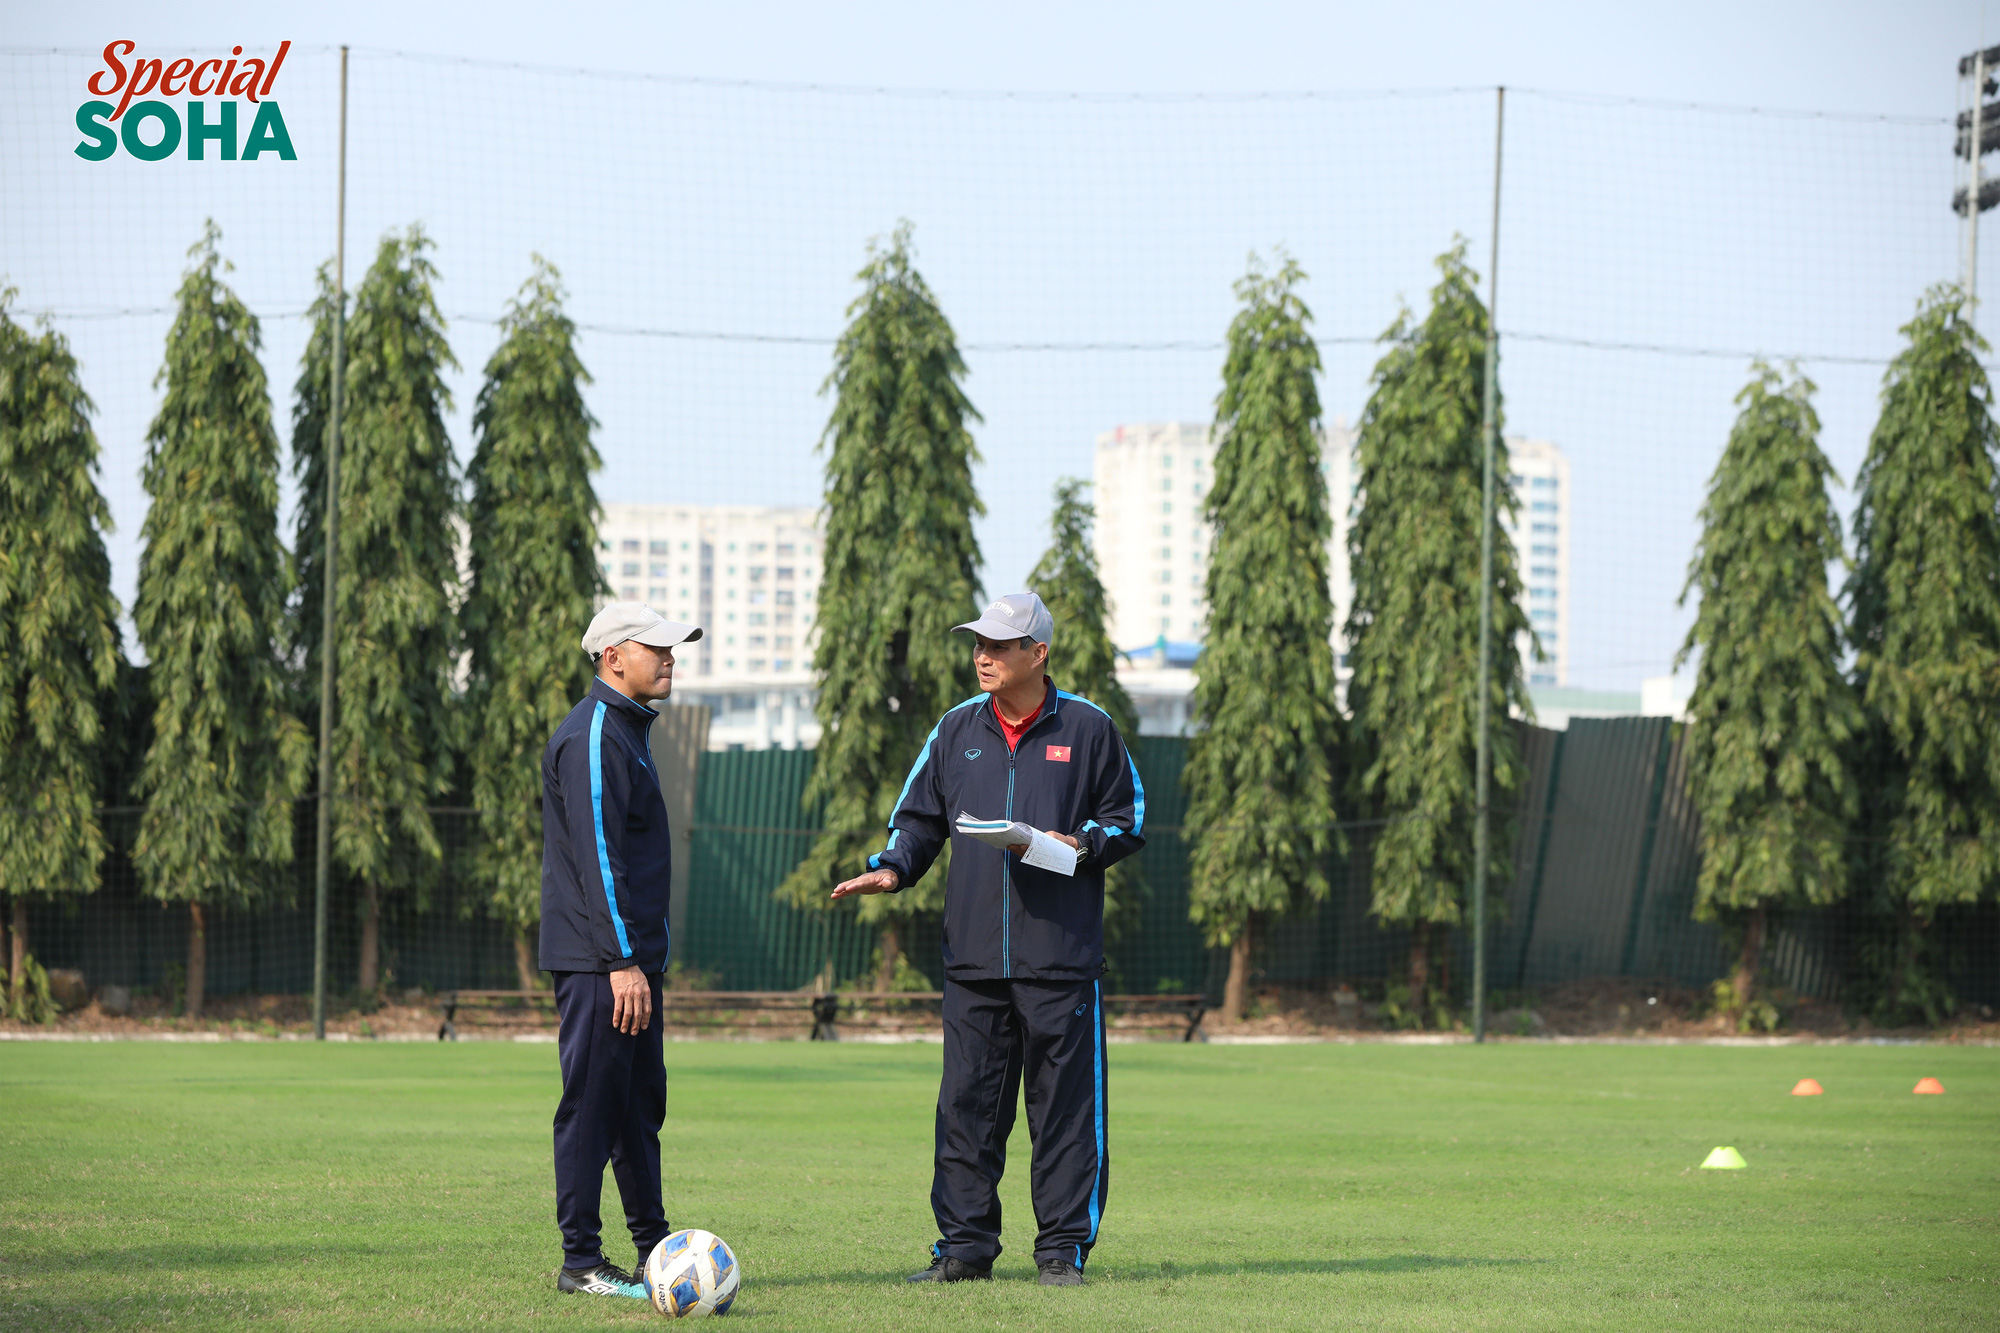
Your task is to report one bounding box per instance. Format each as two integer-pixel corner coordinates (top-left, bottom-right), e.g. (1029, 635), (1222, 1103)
(313, 46), (349, 1042)
(1472, 85), (1505, 1046)
(1974, 50), (1985, 313)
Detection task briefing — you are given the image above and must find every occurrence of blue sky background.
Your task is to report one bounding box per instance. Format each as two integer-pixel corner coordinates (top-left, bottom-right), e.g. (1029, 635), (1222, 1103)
(2, 1), (1993, 686)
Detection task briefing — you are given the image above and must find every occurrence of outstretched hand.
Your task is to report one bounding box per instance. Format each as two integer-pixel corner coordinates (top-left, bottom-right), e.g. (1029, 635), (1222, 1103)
(832, 868), (900, 899)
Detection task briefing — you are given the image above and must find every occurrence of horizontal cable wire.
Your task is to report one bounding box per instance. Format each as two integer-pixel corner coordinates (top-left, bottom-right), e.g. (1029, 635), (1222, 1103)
(10, 305), (1926, 366)
(3, 45), (1946, 121)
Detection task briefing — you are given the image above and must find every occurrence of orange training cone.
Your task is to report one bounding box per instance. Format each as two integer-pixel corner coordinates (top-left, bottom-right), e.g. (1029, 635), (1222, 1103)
(1913, 1077), (1945, 1095)
(1791, 1078), (1824, 1096)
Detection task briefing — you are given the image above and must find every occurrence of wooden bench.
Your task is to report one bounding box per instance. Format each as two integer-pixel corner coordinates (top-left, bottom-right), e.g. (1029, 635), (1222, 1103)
(437, 990), (827, 1041)
(1103, 993), (1209, 1041)
(438, 989), (1207, 1042)
(798, 992), (1208, 1042)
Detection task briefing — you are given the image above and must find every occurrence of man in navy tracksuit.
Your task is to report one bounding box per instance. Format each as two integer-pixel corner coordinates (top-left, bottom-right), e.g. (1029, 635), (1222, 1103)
(540, 602), (702, 1300)
(834, 592), (1146, 1288)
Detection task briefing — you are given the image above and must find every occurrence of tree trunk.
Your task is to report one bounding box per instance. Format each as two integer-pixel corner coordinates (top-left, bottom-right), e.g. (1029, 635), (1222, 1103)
(1730, 905), (1766, 1012)
(358, 883), (381, 995)
(185, 902), (207, 1019)
(1886, 906), (1927, 1021)
(1408, 920), (1431, 1006)
(876, 922), (900, 992)
(514, 929), (540, 992)
(1438, 928), (1452, 1005)
(9, 898), (26, 1013)
(1221, 920), (1253, 1025)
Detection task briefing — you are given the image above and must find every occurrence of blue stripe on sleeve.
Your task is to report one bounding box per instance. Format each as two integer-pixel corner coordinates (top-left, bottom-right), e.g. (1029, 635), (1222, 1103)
(871, 694), (988, 867)
(885, 735), (939, 832)
(588, 702), (634, 959)
(1126, 749), (1146, 835)
(884, 694), (987, 830)
(1057, 691), (1143, 835)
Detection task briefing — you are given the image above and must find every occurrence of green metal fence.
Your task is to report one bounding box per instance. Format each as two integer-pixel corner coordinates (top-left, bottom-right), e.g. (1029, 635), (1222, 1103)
(674, 720), (2000, 1005)
(20, 717), (1999, 1006)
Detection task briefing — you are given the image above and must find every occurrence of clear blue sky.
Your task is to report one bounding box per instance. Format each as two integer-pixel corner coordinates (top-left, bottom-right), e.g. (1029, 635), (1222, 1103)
(3, 2), (1993, 687)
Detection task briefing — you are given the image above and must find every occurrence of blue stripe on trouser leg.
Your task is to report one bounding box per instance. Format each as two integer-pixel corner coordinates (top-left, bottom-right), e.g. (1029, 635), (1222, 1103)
(1083, 978), (1105, 1264)
(552, 970), (669, 1271)
(1013, 977), (1105, 1269)
(932, 977), (1106, 1271)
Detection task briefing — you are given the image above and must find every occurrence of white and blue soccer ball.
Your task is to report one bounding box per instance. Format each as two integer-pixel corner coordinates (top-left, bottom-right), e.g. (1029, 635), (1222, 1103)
(645, 1229), (741, 1318)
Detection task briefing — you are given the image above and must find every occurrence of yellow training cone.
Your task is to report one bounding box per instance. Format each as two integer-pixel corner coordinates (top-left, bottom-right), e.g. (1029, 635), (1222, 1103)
(1700, 1146), (1748, 1169)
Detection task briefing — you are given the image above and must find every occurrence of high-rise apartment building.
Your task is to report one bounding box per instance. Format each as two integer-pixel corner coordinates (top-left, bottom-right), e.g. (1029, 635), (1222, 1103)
(594, 504), (825, 749)
(595, 504), (823, 679)
(1094, 423), (1570, 685)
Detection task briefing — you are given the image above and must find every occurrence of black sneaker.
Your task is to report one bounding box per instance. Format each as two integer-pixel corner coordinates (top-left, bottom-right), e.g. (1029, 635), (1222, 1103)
(906, 1254), (993, 1283)
(556, 1261), (649, 1299)
(1036, 1258), (1085, 1287)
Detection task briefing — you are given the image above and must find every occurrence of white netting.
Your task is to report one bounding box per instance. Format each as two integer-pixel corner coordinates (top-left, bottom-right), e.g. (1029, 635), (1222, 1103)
(0, 47), (1964, 689)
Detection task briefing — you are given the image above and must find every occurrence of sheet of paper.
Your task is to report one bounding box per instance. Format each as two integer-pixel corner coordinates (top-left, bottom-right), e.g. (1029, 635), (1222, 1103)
(1020, 828), (1079, 876)
(957, 812), (1077, 874)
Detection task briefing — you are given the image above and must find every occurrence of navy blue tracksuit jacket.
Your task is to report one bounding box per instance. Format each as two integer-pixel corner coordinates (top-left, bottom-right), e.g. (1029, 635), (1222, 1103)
(540, 678), (671, 975)
(869, 680), (1146, 979)
(870, 679), (1145, 1271)
(539, 678), (673, 1272)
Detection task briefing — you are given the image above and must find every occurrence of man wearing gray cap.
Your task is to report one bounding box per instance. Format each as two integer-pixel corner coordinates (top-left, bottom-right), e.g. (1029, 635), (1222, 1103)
(833, 592), (1147, 1287)
(542, 602), (702, 1300)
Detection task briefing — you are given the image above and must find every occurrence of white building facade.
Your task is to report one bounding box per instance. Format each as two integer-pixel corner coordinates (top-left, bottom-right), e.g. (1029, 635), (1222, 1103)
(1505, 437), (1571, 688)
(595, 503), (824, 748)
(1093, 421), (1570, 688)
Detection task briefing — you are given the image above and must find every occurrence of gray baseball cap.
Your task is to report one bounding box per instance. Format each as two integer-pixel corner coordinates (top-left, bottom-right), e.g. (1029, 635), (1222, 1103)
(953, 592), (1054, 645)
(581, 601), (703, 657)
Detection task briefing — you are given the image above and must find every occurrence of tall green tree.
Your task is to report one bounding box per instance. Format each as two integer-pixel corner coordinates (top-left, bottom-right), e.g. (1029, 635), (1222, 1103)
(1182, 254), (1341, 1025)
(293, 227), (460, 996)
(779, 223), (984, 989)
(1028, 477), (1146, 949)
(1345, 241), (1533, 1011)
(1028, 479), (1137, 736)
(1846, 284), (2000, 1023)
(1677, 363), (1860, 1018)
(0, 290), (124, 1020)
(463, 257), (605, 990)
(132, 225), (311, 1019)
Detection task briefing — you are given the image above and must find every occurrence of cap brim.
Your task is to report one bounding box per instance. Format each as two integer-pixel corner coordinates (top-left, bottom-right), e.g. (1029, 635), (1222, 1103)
(628, 621), (703, 647)
(953, 617), (1034, 641)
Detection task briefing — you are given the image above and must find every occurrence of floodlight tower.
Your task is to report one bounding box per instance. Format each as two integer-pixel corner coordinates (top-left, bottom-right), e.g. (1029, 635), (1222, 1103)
(1955, 44), (2000, 311)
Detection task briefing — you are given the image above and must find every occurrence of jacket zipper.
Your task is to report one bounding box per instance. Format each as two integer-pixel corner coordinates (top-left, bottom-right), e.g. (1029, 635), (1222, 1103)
(1003, 753), (1016, 978)
(993, 689), (1053, 980)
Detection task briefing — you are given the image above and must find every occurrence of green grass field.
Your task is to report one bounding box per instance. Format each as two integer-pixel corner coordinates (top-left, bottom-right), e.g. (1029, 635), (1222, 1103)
(1, 1040), (1994, 1331)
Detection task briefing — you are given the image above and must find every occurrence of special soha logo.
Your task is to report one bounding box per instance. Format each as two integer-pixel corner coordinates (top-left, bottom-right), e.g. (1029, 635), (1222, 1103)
(75, 40), (296, 162)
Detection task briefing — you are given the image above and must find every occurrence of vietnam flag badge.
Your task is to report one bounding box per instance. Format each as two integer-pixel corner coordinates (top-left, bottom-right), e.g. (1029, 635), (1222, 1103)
(1046, 745), (1072, 762)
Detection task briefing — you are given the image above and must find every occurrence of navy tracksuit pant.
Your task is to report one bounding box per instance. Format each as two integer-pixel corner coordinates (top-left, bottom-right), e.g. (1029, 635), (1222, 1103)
(933, 976), (1109, 1270)
(552, 970), (670, 1270)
